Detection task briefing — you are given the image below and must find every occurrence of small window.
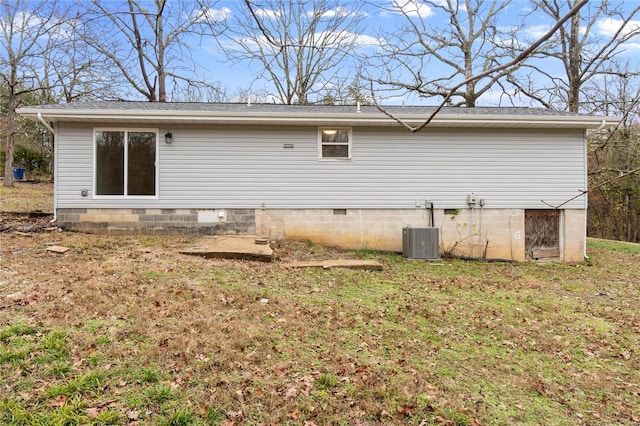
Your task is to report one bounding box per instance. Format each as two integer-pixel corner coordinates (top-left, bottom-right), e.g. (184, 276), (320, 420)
(319, 128), (351, 159)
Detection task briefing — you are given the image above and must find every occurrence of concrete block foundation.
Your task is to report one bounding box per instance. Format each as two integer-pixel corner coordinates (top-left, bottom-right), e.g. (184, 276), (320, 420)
(57, 208), (256, 236)
(56, 207), (586, 262)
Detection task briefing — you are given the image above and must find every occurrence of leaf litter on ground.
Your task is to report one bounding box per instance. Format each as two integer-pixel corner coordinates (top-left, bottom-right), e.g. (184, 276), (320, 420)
(0, 221), (639, 425)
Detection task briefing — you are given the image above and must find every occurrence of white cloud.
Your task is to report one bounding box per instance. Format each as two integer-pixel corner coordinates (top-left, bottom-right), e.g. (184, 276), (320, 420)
(308, 6), (369, 19)
(199, 7), (231, 22)
(230, 34), (271, 51)
(317, 6), (348, 18)
(525, 24), (552, 39)
(255, 9), (281, 19)
(2, 9), (77, 43)
(391, 0), (435, 18)
(311, 30), (383, 49)
(229, 30), (383, 52)
(596, 17), (640, 39)
(354, 33), (384, 47)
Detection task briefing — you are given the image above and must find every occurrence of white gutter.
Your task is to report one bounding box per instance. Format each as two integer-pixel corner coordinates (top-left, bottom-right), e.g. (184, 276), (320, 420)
(19, 112), (615, 129)
(37, 112), (55, 133)
(17, 106), (619, 129)
(594, 119), (607, 132)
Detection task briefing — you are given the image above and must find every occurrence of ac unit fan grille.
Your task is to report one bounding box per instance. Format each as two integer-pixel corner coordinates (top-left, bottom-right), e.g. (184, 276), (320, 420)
(402, 227), (439, 260)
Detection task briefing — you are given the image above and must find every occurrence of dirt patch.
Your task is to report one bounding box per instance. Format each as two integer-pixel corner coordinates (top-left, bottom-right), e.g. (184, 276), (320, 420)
(0, 213), (55, 233)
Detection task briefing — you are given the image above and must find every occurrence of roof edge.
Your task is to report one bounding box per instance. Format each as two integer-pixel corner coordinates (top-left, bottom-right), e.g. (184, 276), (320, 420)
(16, 105), (621, 129)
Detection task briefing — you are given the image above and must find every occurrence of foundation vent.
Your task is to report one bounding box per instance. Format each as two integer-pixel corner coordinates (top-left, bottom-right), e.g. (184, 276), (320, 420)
(402, 227), (439, 260)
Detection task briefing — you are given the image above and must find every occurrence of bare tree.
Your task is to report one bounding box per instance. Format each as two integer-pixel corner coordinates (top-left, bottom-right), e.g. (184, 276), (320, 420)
(0, 0), (70, 186)
(369, 0), (589, 132)
(509, 0), (640, 112)
(39, 17), (119, 104)
(83, 0), (227, 102)
(586, 65), (640, 242)
(318, 76), (372, 105)
(367, 0), (521, 107)
(226, 0), (366, 104)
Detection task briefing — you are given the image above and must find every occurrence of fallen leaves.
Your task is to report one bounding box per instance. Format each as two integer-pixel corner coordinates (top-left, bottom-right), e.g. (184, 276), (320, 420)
(284, 387), (299, 400)
(1, 231), (639, 425)
(49, 395), (66, 408)
(86, 400), (118, 419)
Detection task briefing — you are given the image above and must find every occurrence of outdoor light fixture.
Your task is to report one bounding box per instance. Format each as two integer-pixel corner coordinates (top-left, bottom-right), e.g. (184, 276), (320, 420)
(164, 132), (173, 144)
(323, 130), (337, 135)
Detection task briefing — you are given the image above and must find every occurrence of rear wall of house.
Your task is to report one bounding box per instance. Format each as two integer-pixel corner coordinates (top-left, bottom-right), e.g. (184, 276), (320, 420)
(54, 122), (588, 261)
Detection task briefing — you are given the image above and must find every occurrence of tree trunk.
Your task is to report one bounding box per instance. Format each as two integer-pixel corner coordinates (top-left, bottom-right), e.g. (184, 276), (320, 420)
(464, 48), (476, 107)
(3, 72), (17, 187)
(567, 4), (582, 112)
(156, 0), (166, 102)
(3, 104), (16, 187)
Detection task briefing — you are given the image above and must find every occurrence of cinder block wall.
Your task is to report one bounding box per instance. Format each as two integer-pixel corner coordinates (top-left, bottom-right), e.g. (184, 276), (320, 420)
(256, 209), (433, 250)
(56, 208), (585, 262)
(56, 208), (256, 236)
(256, 208), (528, 262)
(563, 209), (587, 262)
(437, 208), (526, 262)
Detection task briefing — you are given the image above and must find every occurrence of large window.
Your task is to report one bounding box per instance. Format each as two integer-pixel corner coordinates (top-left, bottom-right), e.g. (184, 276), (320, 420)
(95, 129), (157, 196)
(319, 128), (351, 159)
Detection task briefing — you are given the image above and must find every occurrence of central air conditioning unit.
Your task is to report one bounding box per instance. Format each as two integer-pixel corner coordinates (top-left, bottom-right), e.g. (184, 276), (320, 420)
(402, 227), (439, 260)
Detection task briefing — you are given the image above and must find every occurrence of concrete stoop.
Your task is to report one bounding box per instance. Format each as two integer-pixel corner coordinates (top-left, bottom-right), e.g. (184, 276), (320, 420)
(179, 235), (273, 262)
(178, 236), (385, 270)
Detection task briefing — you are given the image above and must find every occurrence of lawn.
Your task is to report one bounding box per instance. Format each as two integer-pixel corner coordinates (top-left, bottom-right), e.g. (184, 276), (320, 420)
(0, 185), (639, 425)
(0, 181), (54, 213)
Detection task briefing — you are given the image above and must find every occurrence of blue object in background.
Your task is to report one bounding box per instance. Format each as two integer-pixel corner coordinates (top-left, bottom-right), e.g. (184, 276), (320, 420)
(13, 168), (26, 180)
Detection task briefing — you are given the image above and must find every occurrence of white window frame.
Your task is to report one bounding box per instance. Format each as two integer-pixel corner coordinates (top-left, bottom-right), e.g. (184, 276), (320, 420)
(93, 128), (159, 199)
(318, 128), (352, 160)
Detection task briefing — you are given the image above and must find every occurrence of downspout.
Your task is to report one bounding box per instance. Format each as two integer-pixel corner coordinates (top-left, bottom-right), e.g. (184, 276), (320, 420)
(37, 112), (55, 134)
(479, 198), (485, 259)
(37, 113), (57, 223)
(584, 119), (607, 259)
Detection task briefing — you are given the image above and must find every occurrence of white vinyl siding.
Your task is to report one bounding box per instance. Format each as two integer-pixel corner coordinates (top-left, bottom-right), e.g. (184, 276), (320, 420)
(55, 123), (587, 210)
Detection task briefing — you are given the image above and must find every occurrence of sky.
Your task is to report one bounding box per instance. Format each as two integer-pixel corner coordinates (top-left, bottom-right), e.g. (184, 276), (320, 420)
(4, 0), (637, 106)
(186, 0), (640, 106)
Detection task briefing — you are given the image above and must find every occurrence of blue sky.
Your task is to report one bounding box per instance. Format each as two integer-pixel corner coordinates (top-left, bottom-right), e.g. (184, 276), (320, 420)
(6, 0), (636, 106)
(187, 0), (640, 106)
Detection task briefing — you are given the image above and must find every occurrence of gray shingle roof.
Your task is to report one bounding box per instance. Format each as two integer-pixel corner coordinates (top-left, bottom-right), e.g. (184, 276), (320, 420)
(29, 101), (594, 117)
(18, 101), (618, 130)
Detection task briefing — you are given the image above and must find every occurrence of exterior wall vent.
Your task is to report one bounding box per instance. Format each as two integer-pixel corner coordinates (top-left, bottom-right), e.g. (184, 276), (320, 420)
(402, 227), (439, 260)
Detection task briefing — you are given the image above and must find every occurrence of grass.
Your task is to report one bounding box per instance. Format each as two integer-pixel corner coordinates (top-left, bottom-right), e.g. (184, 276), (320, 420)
(0, 181), (53, 212)
(1, 183), (639, 424)
(588, 238), (640, 255)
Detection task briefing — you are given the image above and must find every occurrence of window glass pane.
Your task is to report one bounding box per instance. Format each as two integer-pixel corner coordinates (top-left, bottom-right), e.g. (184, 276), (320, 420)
(96, 131), (124, 195)
(321, 129), (350, 158)
(336, 130), (349, 143)
(322, 130), (349, 143)
(322, 144), (349, 158)
(128, 132), (156, 195)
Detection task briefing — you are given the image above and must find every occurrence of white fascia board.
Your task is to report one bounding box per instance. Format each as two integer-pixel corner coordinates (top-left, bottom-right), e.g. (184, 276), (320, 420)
(17, 107), (620, 129)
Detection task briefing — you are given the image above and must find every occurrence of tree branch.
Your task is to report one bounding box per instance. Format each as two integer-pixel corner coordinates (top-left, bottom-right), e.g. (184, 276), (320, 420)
(541, 166), (640, 209)
(372, 0), (589, 132)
